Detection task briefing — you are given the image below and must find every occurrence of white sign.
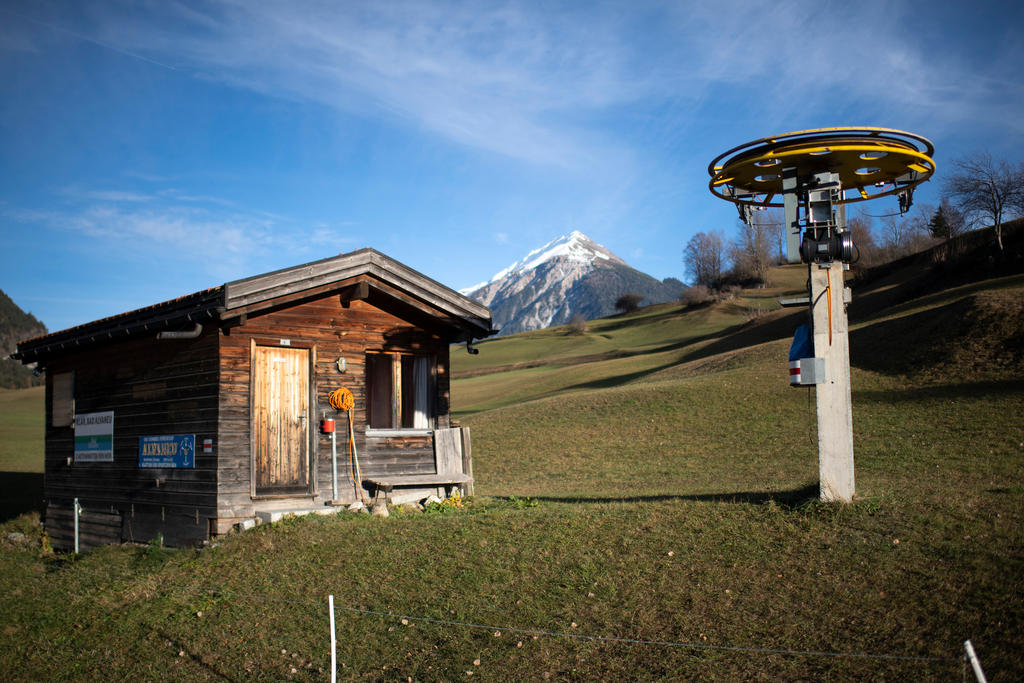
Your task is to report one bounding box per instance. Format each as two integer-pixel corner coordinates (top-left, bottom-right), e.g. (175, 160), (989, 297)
(75, 411), (114, 462)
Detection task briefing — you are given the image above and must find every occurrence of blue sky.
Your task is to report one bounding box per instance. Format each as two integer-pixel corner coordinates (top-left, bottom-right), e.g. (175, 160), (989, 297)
(2, 0), (1022, 333)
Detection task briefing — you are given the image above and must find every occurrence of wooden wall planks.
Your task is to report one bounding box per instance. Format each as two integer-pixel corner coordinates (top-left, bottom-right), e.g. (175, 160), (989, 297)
(40, 275), (462, 547)
(42, 329), (220, 546)
(218, 294), (453, 511)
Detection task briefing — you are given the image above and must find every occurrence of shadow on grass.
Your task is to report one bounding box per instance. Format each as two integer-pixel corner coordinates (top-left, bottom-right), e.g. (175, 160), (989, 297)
(0, 471), (44, 523)
(854, 378), (1024, 403)
(521, 483), (820, 508)
(156, 627), (238, 682)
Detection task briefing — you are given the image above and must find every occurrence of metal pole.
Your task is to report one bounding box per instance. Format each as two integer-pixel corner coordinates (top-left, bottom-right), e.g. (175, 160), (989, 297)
(73, 497), (80, 553)
(331, 429), (338, 502)
(964, 640), (987, 683)
(329, 594), (337, 683)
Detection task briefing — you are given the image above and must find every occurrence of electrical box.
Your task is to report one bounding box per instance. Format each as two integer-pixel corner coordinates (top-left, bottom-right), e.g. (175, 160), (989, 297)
(789, 357), (825, 385)
(788, 324), (825, 385)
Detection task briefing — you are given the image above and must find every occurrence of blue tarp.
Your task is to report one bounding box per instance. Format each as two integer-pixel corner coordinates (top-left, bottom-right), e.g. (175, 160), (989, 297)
(789, 324), (812, 361)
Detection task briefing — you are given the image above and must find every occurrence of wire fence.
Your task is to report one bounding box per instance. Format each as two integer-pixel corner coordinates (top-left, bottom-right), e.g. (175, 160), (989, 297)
(53, 564), (980, 680)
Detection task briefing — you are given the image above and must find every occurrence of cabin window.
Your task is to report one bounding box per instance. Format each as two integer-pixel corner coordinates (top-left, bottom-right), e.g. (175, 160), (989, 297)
(51, 372), (74, 427)
(366, 353), (433, 430)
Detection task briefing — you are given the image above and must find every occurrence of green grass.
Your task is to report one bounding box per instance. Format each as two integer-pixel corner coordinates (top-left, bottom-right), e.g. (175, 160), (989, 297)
(0, 386), (45, 522)
(1, 265), (1023, 680)
(0, 385), (44, 473)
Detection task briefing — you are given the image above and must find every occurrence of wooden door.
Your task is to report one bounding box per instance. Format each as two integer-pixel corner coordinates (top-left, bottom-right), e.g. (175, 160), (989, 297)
(253, 346), (310, 494)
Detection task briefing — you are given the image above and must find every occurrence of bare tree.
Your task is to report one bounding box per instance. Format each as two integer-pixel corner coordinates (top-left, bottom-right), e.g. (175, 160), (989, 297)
(880, 214), (909, 259)
(761, 208), (786, 264)
(879, 204), (936, 261)
(566, 313), (587, 335)
(730, 211), (775, 285)
(683, 231), (725, 288)
(847, 214), (880, 268)
(944, 152), (1024, 251)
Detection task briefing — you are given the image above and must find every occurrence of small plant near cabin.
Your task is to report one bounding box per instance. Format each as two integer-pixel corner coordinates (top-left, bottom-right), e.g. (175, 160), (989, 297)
(135, 532), (171, 567)
(424, 492), (467, 514)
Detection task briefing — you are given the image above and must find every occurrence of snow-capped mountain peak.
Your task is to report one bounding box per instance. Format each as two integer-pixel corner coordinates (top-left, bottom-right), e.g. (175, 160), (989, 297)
(461, 231), (623, 295)
(460, 231), (682, 336)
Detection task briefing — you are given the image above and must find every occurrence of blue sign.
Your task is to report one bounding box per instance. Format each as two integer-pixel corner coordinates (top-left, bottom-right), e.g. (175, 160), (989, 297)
(139, 434), (195, 468)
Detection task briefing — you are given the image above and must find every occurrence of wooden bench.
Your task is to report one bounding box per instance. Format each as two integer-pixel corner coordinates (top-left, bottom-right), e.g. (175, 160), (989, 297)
(363, 427), (473, 504)
(363, 473), (473, 503)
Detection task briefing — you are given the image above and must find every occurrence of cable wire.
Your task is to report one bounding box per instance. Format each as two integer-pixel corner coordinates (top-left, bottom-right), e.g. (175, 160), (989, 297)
(63, 565), (958, 666)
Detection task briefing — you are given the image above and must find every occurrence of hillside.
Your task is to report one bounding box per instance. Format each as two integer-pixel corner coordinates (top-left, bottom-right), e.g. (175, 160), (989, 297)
(1, 223), (1022, 680)
(452, 222), (1024, 413)
(0, 290), (46, 389)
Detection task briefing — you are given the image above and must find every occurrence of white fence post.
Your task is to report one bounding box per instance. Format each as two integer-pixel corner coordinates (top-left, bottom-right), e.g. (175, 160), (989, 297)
(329, 594), (337, 683)
(964, 640), (987, 683)
(73, 497), (80, 554)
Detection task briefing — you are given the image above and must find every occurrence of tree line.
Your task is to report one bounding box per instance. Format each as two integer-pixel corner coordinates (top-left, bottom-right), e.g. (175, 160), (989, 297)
(684, 151), (1024, 290)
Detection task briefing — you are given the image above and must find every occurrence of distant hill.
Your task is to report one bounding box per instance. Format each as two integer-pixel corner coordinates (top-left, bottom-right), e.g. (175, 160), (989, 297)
(452, 219), (1024, 411)
(0, 290), (47, 389)
(462, 231), (684, 336)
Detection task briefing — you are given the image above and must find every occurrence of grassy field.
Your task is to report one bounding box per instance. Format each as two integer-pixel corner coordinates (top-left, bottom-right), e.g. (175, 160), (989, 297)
(0, 386), (44, 523)
(1, 265), (1022, 680)
(0, 385), (44, 472)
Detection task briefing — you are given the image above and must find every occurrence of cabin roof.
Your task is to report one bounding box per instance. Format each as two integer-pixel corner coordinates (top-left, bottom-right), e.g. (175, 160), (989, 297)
(14, 248), (494, 364)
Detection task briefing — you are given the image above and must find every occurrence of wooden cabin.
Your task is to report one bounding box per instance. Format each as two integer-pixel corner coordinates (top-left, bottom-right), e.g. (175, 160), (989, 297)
(14, 249), (494, 549)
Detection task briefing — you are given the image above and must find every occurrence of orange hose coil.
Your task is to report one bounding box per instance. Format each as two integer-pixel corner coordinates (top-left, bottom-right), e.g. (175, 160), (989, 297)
(329, 387), (354, 411)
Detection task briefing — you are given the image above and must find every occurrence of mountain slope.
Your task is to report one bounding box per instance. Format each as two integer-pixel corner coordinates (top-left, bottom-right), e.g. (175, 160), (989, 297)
(0, 290), (47, 389)
(463, 231), (683, 335)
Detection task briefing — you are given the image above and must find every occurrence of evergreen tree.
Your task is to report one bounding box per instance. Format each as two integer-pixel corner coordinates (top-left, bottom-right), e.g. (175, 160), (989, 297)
(928, 205), (953, 239)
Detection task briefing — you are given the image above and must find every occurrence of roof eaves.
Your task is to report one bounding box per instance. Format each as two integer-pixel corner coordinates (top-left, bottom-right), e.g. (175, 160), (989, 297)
(14, 287), (225, 364)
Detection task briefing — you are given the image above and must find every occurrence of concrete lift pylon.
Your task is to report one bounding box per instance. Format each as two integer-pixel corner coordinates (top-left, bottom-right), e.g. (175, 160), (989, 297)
(707, 128), (936, 502)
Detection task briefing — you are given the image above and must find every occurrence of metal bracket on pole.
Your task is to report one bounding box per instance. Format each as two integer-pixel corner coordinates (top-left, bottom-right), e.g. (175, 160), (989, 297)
(331, 429), (338, 502)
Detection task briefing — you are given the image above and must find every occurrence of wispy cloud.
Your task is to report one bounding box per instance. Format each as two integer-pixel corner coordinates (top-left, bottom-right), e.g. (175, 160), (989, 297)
(9, 0), (1019, 175)
(60, 2), (1017, 164)
(62, 1), (648, 168)
(11, 1), (1024, 207)
(3, 190), (349, 280)
(60, 187), (153, 202)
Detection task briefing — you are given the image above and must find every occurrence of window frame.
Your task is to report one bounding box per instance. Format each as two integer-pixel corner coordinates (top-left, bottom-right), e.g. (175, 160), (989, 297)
(51, 371), (74, 427)
(364, 351), (435, 434)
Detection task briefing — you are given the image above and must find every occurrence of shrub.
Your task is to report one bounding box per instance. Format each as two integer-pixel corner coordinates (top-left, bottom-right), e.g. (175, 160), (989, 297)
(615, 293), (644, 314)
(681, 285), (713, 306)
(566, 313), (587, 335)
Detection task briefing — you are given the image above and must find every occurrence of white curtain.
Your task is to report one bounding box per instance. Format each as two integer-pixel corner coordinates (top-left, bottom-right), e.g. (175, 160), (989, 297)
(413, 356), (430, 429)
